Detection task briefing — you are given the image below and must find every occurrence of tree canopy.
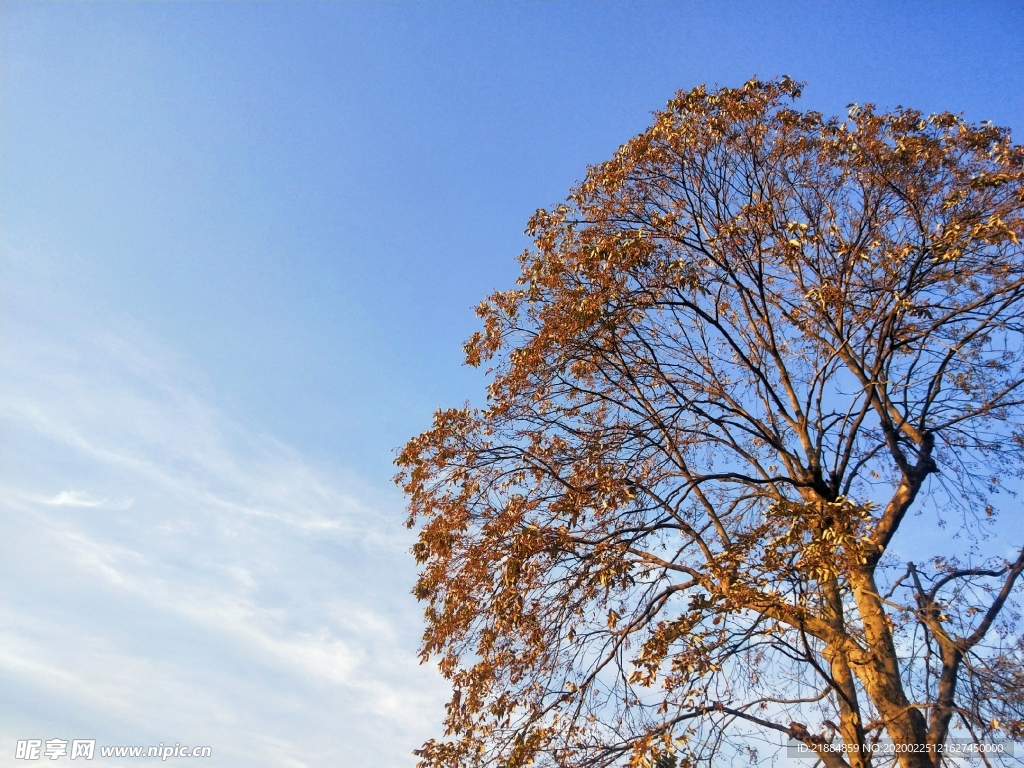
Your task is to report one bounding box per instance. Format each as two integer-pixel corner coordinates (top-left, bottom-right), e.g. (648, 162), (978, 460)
(396, 78), (1024, 768)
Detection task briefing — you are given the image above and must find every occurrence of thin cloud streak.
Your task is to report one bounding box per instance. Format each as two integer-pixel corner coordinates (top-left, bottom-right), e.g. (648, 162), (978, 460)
(37, 490), (132, 509)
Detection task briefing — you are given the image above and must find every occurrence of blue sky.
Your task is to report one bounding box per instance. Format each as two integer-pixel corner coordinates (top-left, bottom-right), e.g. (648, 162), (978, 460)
(1, 2), (1022, 766)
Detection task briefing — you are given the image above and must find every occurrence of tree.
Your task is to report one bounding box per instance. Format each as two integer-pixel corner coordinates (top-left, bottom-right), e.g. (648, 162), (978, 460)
(396, 78), (1024, 768)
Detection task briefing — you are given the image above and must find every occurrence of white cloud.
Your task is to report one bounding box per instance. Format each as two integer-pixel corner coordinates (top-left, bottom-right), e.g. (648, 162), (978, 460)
(39, 490), (132, 509)
(0, 321), (447, 767)
(45, 490), (105, 507)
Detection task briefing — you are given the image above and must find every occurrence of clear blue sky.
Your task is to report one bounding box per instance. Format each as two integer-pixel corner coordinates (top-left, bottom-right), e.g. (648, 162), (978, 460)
(2, 2), (1022, 766)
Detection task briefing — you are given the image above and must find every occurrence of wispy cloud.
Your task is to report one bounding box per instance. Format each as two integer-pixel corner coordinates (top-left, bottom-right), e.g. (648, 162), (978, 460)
(0, 317), (446, 767)
(37, 490), (132, 509)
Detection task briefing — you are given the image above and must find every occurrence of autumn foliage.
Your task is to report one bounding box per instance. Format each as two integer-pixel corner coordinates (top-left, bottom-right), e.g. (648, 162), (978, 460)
(396, 78), (1024, 768)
